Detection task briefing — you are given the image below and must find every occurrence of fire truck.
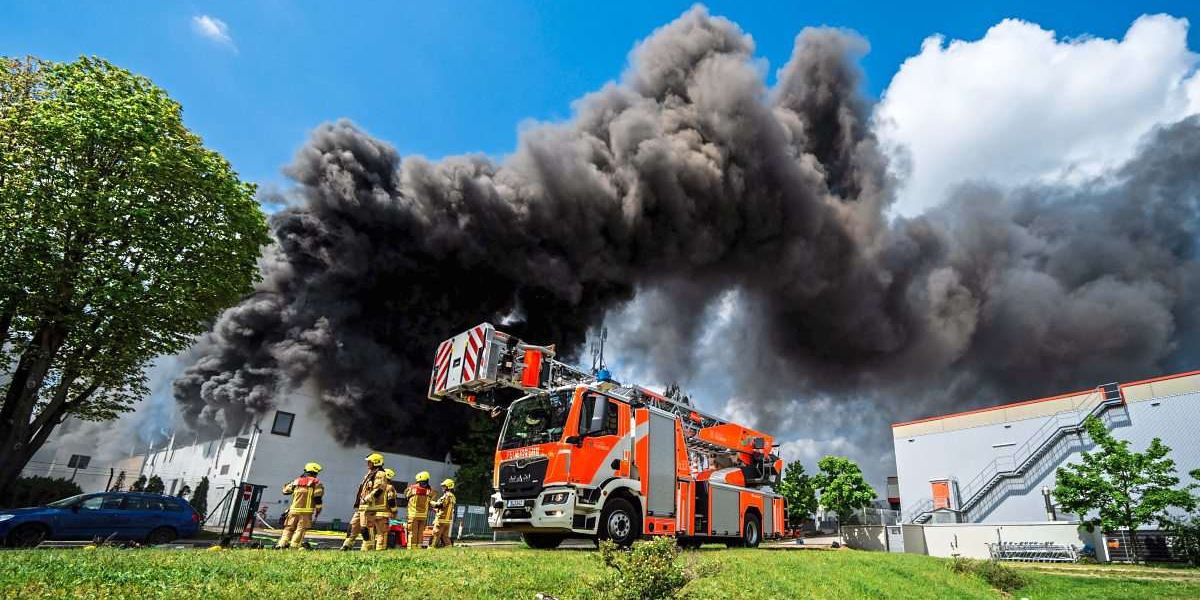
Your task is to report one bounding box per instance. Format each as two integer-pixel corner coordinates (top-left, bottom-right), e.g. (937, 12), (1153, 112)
(428, 323), (784, 548)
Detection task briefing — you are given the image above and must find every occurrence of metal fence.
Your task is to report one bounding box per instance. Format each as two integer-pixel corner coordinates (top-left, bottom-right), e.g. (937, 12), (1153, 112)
(987, 541), (1079, 562)
(1104, 530), (1190, 563)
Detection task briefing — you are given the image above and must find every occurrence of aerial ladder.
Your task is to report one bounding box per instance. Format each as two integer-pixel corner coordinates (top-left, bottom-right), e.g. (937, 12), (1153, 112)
(428, 323), (782, 489)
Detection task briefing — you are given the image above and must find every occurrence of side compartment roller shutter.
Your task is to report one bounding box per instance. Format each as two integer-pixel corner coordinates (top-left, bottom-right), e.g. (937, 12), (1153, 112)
(763, 496), (774, 536)
(711, 486), (739, 536)
(647, 410), (676, 517)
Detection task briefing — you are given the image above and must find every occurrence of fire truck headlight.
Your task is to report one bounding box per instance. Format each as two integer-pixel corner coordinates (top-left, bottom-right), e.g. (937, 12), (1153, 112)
(543, 492), (569, 505)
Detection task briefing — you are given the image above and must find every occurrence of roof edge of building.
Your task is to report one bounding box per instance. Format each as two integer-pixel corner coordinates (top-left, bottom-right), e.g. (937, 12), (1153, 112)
(891, 368), (1200, 429)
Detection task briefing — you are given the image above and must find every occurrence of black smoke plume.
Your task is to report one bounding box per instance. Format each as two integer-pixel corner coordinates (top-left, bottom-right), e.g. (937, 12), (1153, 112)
(175, 7), (1200, 464)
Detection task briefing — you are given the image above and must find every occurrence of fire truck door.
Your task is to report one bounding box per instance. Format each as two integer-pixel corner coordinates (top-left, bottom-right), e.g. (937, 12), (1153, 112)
(570, 394), (625, 484)
(646, 410), (676, 518)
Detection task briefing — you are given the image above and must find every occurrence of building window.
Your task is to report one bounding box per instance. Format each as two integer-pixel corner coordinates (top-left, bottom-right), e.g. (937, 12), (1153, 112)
(220, 464), (230, 475)
(271, 411), (295, 437)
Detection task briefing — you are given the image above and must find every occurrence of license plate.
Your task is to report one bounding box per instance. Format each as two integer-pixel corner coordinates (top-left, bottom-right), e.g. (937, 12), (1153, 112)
(506, 499), (526, 508)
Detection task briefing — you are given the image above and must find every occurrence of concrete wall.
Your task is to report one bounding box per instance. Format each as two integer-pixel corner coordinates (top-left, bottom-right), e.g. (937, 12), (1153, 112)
(914, 522), (1093, 559)
(843, 525), (887, 551)
(893, 371), (1200, 523)
(902, 524), (927, 555)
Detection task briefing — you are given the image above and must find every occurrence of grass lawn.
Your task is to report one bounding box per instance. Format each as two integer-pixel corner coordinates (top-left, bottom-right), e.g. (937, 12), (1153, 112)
(1, 545), (1198, 599)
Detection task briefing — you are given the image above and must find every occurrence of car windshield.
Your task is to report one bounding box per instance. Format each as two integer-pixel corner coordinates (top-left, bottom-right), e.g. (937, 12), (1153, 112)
(46, 494), (87, 508)
(498, 390), (573, 450)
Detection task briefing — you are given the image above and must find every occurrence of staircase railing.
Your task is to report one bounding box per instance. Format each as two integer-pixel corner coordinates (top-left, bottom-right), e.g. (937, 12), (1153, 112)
(904, 383), (1124, 523)
(957, 383), (1123, 518)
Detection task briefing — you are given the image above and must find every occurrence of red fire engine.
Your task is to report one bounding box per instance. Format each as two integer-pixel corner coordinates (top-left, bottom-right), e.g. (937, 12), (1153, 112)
(429, 323), (784, 548)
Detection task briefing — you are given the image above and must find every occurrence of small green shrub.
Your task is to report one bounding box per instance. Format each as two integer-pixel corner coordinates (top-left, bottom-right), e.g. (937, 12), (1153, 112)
(973, 560), (1027, 592)
(946, 557), (1027, 593)
(597, 537), (690, 599)
(1165, 515), (1200, 566)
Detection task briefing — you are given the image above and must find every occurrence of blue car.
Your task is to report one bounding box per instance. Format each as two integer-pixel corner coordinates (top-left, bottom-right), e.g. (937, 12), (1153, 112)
(0, 492), (201, 547)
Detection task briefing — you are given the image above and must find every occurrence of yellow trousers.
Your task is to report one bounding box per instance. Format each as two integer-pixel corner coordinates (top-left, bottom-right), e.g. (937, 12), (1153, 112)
(341, 511), (371, 550)
(407, 517), (427, 549)
(430, 522), (452, 548)
(275, 513), (313, 549)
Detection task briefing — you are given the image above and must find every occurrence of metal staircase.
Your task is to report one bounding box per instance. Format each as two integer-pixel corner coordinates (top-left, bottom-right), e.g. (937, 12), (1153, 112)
(905, 382), (1125, 524)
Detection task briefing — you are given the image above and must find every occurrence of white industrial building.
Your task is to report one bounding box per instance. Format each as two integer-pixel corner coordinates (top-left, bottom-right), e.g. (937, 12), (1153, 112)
(893, 370), (1200, 525)
(140, 387), (456, 528)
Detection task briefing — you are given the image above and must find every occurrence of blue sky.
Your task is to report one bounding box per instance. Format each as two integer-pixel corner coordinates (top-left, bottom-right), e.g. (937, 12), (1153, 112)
(3, 1), (1197, 191)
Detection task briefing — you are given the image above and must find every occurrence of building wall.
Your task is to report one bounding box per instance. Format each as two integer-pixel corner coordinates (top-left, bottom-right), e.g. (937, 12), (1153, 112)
(141, 385), (458, 527)
(892, 371), (1200, 524)
(248, 389), (455, 524)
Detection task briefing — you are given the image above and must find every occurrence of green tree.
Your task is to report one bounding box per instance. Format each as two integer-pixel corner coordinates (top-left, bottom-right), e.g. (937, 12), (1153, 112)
(108, 470), (125, 491)
(130, 474), (147, 492)
(0, 56), (269, 492)
(1054, 417), (1198, 542)
(144, 475), (165, 494)
(777, 461), (818, 527)
(813, 455), (877, 523)
(189, 476), (209, 517)
(451, 412), (502, 505)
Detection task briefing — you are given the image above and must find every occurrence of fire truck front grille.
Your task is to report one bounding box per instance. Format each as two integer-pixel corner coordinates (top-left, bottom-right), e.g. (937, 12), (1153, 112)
(498, 457), (549, 498)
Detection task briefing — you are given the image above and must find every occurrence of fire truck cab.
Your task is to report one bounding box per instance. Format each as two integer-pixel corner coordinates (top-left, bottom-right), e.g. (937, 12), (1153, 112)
(429, 323), (784, 548)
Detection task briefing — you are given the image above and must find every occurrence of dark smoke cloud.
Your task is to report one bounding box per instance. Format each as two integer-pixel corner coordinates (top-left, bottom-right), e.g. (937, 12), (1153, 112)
(175, 6), (1200, 467)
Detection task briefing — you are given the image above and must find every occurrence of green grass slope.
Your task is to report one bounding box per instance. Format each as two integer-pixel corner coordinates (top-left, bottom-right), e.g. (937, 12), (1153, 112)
(1, 546), (1197, 599)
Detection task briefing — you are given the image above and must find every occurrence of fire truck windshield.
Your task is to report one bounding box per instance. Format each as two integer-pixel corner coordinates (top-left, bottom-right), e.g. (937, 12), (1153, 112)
(498, 390), (573, 450)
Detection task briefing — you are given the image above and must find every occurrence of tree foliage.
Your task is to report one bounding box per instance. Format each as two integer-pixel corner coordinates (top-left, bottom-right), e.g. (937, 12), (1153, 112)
(813, 455), (877, 522)
(0, 475), (83, 508)
(130, 474), (147, 492)
(189, 476), (209, 517)
(1054, 416), (1198, 533)
(777, 461), (818, 527)
(0, 55), (269, 492)
(144, 475), (165, 495)
(451, 412), (502, 505)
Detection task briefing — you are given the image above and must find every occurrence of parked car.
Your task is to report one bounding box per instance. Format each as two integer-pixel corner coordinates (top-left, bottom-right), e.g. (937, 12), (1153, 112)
(0, 491), (201, 547)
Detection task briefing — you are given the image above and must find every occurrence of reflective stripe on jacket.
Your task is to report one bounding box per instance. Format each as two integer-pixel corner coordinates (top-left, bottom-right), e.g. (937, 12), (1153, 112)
(433, 491), (456, 525)
(405, 483), (433, 517)
(282, 475), (324, 515)
(357, 468), (390, 512)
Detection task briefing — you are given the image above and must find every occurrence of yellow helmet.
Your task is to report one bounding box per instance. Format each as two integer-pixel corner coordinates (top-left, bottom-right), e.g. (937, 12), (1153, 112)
(365, 453), (384, 467)
(384, 468), (396, 479)
(441, 478), (455, 489)
(415, 471), (430, 482)
(304, 462), (322, 474)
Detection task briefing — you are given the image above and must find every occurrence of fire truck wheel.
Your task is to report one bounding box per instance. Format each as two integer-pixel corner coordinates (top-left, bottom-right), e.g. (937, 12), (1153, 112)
(741, 513), (762, 548)
(599, 497), (640, 547)
(522, 532), (564, 549)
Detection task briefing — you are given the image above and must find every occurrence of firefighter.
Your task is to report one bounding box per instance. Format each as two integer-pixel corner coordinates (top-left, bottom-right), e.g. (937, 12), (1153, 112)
(274, 462), (324, 549)
(404, 471), (434, 549)
(381, 467), (400, 549)
(429, 478), (456, 549)
(340, 453), (389, 551)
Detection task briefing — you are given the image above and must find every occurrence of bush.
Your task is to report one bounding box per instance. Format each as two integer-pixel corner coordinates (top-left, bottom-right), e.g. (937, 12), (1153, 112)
(0, 476), (83, 508)
(145, 475), (165, 494)
(1165, 515), (1200, 566)
(947, 557), (1027, 593)
(597, 538), (690, 599)
(190, 477), (210, 517)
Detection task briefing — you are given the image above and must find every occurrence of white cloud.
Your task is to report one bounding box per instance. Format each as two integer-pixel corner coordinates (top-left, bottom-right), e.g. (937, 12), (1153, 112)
(876, 14), (1200, 216)
(192, 15), (236, 50)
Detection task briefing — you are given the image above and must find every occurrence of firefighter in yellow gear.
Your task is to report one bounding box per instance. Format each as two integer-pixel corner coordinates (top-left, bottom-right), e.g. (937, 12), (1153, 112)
(275, 462), (325, 549)
(340, 453), (390, 551)
(404, 470), (434, 549)
(379, 468), (399, 548)
(429, 478), (456, 548)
